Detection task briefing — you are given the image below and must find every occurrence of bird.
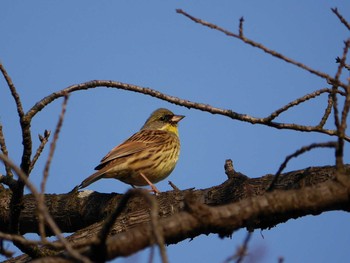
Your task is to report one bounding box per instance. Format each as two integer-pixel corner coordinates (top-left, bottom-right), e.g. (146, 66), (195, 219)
(76, 108), (184, 193)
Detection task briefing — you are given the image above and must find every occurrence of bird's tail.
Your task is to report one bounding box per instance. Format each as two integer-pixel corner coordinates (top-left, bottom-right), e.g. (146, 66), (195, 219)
(75, 170), (104, 190)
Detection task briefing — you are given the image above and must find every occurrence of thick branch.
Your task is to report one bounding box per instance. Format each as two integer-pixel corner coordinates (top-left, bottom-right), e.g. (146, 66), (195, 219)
(4, 165), (349, 263)
(0, 165), (340, 235)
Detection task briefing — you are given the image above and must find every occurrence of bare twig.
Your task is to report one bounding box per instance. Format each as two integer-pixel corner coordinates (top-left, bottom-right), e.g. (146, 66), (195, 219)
(318, 93), (334, 128)
(0, 232), (42, 252)
(41, 95), (69, 194)
(168, 180), (180, 191)
(0, 154), (90, 262)
(39, 95), (69, 242)
(223, 232), (252, 263)
(0, 123), (13, 177)
(338, 40), (350, 135)
(331, 8), (350, 31)
(175, 9), (346, 89)
(264, 88), (341, 122)
(29, 130), (51, 174)
(0, 62), (24, 119)
(0, 61), (32, 175)
(239, 17), (244, 37)
(235, 232), (252, 263)
(266, 142), (337, 191)
(336, 56), (350, 71)
(93, 188), (168, 263)
(332, 39), (350, 170)
(0, 231), (97, 252)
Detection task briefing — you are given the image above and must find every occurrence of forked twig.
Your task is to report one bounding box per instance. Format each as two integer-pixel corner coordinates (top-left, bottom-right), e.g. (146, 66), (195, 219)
(264, 88), (344, 122)
(0, 61), (32, 175)
(175, 9), (346, 89)
(266, 142), (337, 191)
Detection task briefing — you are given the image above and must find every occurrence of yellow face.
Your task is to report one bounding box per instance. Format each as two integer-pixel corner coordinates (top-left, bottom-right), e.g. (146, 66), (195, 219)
(159, 122), (180, 136)
(141, 108), (184, 135)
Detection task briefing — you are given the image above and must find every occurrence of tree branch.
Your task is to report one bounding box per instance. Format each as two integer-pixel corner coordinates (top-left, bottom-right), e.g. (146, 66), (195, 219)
(175, 9), (347, 90)
(0, 123), (13, 178)
(22, 80), (349, 141)
(2, 165), (349, 262)
(331, 7), (350, 31)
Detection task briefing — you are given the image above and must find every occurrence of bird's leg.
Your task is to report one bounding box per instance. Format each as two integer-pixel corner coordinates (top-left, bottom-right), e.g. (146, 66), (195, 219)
(140, 173), (160, 194)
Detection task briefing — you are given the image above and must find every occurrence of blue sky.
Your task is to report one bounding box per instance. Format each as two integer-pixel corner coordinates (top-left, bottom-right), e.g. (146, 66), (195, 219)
(1, 1), (350, 262)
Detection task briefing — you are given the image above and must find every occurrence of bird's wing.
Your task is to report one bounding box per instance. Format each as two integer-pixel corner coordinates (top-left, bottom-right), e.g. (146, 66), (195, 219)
(95, 130), (167, 170)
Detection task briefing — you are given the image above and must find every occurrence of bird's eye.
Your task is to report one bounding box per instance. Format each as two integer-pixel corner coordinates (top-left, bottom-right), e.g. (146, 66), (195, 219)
(160, 114), (172, 122)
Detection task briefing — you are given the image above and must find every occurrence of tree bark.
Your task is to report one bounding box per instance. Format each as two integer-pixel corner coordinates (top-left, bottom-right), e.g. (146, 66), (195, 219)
(2, 165), (350, 262)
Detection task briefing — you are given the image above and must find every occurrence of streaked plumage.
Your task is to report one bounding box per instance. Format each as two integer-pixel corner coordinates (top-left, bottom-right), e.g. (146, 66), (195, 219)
(77, 108), (184, 193)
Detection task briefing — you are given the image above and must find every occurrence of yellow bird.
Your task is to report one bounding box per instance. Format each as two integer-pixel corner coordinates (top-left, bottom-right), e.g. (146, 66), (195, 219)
(77, 108), (184, 193)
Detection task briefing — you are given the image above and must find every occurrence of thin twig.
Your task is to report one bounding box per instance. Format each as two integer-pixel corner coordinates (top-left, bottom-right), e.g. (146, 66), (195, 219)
(0, 232), (42, 250)
(318, 93), (334, 128)
(29, 130), (51, 174)
(336, 56), (350, 71)
(0, 154), (91, 263)
(39, 95), (69, 242)
(41, 96), (69, 194)
(331, 8), (350, 31)
(239, 17), (244, 37)
(94, 188), (168, 263)
(266, 142), (337, 191)
(235, 232), (252, 263)
(0, 62), (24, 119)
(0, 231), (97, 252)
(0, 122), (13, 177)
(332, 39), (350, 170)
(0, 62), (32, 175)
(175, 9), (346, 89)
(223, 232), (252, 263)
(264, 88), (339, 122)
(339, 40), (350, 145)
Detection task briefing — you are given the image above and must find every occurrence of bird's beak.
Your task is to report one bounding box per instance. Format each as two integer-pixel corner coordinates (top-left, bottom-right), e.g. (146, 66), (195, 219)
(171, 114), (185, 123)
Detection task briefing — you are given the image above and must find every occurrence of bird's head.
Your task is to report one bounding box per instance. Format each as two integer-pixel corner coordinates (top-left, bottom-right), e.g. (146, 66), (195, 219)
(141, 108), (185, 135)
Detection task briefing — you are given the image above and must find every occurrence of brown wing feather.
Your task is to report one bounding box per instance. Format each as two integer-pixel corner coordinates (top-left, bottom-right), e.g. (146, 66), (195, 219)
(79, 130), (169, 189)
(95, 130), (167, 170)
